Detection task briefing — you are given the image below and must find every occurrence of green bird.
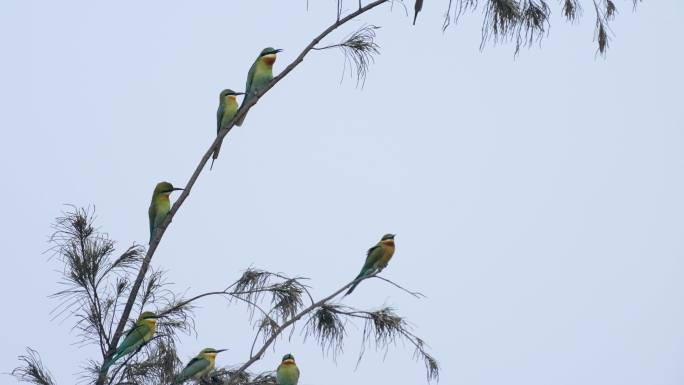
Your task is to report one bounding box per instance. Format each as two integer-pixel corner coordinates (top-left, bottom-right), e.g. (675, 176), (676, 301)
(234, 47), (282, 127)
(276, 354), (300, 385)
(210, 89), (244, 170)
(345, 234), (396, 295)
(148, 181), (183, 243)
(102, 311), (159, 371)
(174, 348), (227, 384)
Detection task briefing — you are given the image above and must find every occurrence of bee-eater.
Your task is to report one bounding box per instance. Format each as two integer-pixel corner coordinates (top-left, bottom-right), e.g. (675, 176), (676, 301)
(174, 348), (227, 384)
(345, 234), (396, 295)
(148, 181), (183, 243)
(276, 354), (300, 385)
(234, 47), (282, 127)
(210, 89), (244, 170)
(102, 311), (159, 370)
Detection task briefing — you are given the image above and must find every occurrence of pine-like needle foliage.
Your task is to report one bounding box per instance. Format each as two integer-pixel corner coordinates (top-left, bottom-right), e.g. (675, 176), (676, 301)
(314, 24), (381, 86)
(593, 0), (619, 56)
(11, 348), (57, 385)
(442, 0), (642, 55)
(16, 207), (195, 385)
(14, 211), (439, 385)
(562, 0), (583, 22)
(202, 369), (277, 385)
(49, 206), (144, 353)
(302, 305), (440, 382)
(304, 304), (347, 358)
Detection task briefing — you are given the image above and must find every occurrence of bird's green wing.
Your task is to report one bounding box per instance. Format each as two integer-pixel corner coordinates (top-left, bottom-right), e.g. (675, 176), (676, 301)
(244, 60), (257, 101)
(115, 322), (151, 358)
(148, 204), (155, 240)
(177, 357), (210, 381)
(122, 321), (150, 345)
(216, 100), (225, 134)
(361, 244), (382, 274)
(346, 244), (383, 296)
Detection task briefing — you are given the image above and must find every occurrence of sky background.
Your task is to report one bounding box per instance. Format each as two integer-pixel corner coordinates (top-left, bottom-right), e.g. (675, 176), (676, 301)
(2, 1), (684, 384)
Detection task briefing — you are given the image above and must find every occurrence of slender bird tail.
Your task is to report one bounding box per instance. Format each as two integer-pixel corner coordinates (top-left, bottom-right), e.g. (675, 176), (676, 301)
(172, 373), (186, 385)
(210, 141), (223, 171)
(345, 281), (360, 296)
(100, 352), (120, 373)
(344, 271), (367, 296)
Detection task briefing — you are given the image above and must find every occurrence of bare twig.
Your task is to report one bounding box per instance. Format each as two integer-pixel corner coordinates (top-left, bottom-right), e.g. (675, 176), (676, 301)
(371, 275), (425, 298)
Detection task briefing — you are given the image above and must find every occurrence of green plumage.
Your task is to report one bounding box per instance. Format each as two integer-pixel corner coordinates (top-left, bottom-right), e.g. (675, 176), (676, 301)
(210, 89), (244, 170)
(235, 47), (281, 127)
(174, 348), (226, 384)
(276, 354), (300, 385)
(345, 234), (396, 295)
(148, 182), (182, 243)
(102, 311), (158, 371)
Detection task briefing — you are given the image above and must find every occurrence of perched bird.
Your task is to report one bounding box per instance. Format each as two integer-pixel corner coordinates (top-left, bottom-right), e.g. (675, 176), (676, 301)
(174, 348), (227, 384)
(102, 311), (159, 371)
(210, 89), (244, 170)
(235, 47), (282, 126)
(345, 234), (396, 295)
(276, 354), (300, 385)
(148, 181), (183, 243)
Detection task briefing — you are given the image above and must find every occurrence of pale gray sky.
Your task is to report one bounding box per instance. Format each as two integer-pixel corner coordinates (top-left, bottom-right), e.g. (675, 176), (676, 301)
(2, 1), (684, 385)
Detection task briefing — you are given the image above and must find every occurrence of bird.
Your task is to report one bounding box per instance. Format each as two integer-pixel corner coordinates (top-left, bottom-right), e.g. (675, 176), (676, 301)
(276, 353), (300, 385)
(173, 348), (227, 384)
(101, 311), (159, 371)
(148, 181), (184, 243)
(345, 234), (396, 295)
(234, 47), (282, 127)
(210, 89), (244, 170)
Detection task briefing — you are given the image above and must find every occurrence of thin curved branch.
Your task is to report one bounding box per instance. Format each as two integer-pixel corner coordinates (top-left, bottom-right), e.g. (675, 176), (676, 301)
(96, 2), (391, 384)
(228, 271), (431, 384)
(370, 275), (425, 298)
(96, 3), (392, 384)
(227, 279), (357, 384)
(158, 286), (293, 318)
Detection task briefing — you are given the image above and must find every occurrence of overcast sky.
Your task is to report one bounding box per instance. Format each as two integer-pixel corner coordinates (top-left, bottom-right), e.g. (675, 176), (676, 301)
(2, 1), (684, 385)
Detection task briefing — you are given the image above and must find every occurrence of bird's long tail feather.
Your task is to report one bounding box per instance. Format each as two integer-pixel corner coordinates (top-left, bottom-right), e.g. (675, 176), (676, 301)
(101, 352), (120, 373)
(210, 141), (223, 171)
(345, 281), (360, 296)
(344, 270), (367, 296)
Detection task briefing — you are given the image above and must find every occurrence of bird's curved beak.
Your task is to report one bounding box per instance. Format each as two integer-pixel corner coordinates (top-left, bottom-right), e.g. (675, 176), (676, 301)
(274, 48), (283, 53)
(215, 349), (228, 353)
(235, 92), (245, 96)
(171, 187), (184, 192)
(390, 234), (396, 238)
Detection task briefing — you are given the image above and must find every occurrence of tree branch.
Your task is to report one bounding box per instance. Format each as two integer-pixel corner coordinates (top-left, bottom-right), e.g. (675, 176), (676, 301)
(97, 2), (392, 383)
(370, 275), (425, 298)
(227, 271), (432, 384)
(227, 279), (357, 384)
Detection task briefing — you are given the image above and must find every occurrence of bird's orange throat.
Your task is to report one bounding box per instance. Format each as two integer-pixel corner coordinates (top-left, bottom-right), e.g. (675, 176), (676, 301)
(145, 319), (157, 328)
(381, 239), (395, 247)
(261, 54), (277, 66)
(282, 359), (296, 365)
